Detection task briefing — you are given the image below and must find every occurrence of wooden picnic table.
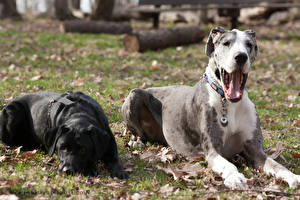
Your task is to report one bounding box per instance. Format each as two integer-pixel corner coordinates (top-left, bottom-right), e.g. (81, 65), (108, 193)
(136, 0), (300, 28)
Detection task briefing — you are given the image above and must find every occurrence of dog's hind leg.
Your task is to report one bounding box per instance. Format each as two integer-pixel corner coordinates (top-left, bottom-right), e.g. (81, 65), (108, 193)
(0, 101), (38, 148)
(122, 88), (167, 145)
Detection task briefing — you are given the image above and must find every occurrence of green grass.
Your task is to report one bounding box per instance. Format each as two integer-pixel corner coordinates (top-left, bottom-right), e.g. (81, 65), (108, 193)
(0, 22), (299, 199)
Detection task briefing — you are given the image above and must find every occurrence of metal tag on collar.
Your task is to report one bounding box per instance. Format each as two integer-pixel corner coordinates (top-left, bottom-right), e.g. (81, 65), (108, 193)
(220, 116), (228, 127)
(220, 97), (228, 127)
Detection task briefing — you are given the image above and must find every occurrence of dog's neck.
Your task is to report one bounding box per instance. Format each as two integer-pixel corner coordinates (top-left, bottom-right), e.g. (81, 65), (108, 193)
(205, 66), (222, 91)
(205, 72), (225, 99)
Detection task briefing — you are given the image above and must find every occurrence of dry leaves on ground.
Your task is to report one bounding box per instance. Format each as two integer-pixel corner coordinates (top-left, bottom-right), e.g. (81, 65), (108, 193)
(0, 146), (38, 163)
(139, 147), (177, 163)
(157, 162), (205, 182)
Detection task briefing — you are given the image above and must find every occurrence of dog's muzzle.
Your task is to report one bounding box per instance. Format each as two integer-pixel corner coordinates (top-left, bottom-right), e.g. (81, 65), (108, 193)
(221, 69), (248, 102)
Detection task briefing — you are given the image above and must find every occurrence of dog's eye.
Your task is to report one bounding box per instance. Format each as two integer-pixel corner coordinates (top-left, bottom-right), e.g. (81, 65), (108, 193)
(246, 42), (252, 49)
(60, 145), (68, 150)
(61, 126), (70, 133)
(223, 41), (230, 47)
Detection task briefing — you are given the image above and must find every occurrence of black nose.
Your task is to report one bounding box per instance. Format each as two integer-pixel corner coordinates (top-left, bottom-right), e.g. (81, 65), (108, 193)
(62, 166), (72, 175)
(235, 53), (248, 65)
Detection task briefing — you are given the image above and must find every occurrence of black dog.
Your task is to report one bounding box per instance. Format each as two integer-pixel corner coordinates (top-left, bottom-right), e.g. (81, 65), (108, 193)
(0, 91), (128, 179)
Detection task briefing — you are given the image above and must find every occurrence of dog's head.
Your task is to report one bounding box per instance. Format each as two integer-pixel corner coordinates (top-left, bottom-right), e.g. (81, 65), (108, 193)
(205, 27), (258, 102)
(44, 118), (111, 176)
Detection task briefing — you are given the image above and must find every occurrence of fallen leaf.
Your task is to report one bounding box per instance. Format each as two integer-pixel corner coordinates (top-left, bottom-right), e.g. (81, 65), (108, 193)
(0, 194), (19, 200)
(0, 155), (9, 163)
(157, 164), (185, 180)
(290, 152), (300, 158)
(190, 156), (205, 162)
(180, 162), (204, 177)
(20, 149), (38, 161)
(266, 118), (275, 124)
(44, 157), (56, 166)
(93, 76), (102, 84)
(30, 75), (42, 81)
(13, 146), (22, 158)
(70, 81), (84, 87)
(159, 184), (174, 194)
(130, 193), (143, 200)
(269, 141), (285, 159)
(287, 95), (296, 102)
(4, 96), (13, 102)
(151, 60), (159, 69)
(160, 147), (177, 163)
(8, 64), (16, 71)
(31, 54), (38, 61)
(140, 149), (159, 162)
(0, 179), (21, 187)
(293, 119), (300, 127)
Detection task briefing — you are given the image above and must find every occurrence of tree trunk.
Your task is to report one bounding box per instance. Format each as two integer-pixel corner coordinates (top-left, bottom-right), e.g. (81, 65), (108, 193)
(45, 0), (55, 17)
(54, 0), (76, 20)
(60, 20), (132, 34)
(72, 0), (80, 10)
(91, 0), (115, 20)
(124, 26), (206, 52)
(0, 0), (21, 20)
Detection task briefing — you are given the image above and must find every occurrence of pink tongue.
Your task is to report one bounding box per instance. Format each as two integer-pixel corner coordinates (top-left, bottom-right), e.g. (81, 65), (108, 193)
(228, 71), (241, 99)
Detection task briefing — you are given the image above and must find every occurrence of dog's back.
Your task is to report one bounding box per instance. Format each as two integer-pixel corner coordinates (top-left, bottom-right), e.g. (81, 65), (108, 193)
(0, 92), (59, 148)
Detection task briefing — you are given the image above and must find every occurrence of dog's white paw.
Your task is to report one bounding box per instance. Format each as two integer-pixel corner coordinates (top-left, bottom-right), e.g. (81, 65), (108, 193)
(284, 173), (300, 189)
(224, 172), (247, 189)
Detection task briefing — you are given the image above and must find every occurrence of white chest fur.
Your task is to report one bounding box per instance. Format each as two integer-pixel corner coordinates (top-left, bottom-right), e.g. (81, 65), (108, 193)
(206, 83), (257, 144)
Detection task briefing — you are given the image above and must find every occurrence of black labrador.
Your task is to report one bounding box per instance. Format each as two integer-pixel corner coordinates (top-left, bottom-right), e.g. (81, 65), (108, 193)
(0, 91), (128, 179)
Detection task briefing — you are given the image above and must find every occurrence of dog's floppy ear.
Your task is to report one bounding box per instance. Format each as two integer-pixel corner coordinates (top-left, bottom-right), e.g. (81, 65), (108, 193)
(245, 29), (256, 38)
(44, 125), (68, 156)
(205, 26), (226, 57)
(88, 127), (111, 160)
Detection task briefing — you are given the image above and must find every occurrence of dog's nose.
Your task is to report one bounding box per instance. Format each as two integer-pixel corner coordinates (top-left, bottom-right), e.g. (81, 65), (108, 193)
(62, 166), (72, 175)
(235, 53), (248, 65)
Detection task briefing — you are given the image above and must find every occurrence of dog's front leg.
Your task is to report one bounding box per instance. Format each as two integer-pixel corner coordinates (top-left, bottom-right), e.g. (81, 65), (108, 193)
(207, 151), (247, 189)
(244, 137), (300, 188)
(263, 156), (300, 188)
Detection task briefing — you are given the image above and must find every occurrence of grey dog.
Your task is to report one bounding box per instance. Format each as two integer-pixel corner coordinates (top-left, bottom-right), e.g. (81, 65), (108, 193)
(122, 27), (300, 189)
(0, 91), (128, 179)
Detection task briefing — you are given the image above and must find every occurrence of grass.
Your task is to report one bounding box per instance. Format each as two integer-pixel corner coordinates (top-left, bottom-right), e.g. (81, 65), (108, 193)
(0, 22), (299, 199)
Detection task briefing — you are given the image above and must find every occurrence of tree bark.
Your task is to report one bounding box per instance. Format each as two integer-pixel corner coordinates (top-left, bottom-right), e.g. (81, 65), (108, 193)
(0, 0), (21, 20)
(45, 0), (55, 17)
(91, 0), (115, 20)
(54, 0), (76, 20)
(72, 0), (80, 10)
(60, 20), (132, 34)
(123, 26), (206, 52)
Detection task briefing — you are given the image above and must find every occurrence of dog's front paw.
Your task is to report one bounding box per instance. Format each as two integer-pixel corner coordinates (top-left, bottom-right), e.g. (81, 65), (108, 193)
(111, 169), (129, 179)
(224, 172), (247, 189)
(282, 172), (300, 189)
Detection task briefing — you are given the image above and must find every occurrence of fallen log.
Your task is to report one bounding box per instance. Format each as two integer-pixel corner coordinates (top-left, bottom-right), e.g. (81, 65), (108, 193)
(60, 20), (132, 34)
(123, 26), (206, 52)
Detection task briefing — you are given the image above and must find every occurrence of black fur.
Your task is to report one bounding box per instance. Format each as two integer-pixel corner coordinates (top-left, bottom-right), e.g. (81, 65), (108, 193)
(0, 91), (128, 179)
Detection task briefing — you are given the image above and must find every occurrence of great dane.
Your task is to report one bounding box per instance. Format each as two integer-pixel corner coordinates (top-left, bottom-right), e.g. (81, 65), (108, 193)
(0, 91), (128, 179)
(122, 27), (300, 189)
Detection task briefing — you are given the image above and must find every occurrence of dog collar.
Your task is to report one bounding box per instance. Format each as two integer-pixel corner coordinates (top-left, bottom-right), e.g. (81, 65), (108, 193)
(205, 74), (225, 98)
(204, 74), (228, 127)
(47, 92), (75, 128)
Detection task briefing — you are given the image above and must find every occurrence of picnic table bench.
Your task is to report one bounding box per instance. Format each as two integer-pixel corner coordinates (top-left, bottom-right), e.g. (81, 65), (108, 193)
(135, 0), (300, 28)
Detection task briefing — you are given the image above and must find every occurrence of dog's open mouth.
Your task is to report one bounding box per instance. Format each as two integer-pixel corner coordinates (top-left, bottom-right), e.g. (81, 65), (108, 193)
(221, 69), (247, 102)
